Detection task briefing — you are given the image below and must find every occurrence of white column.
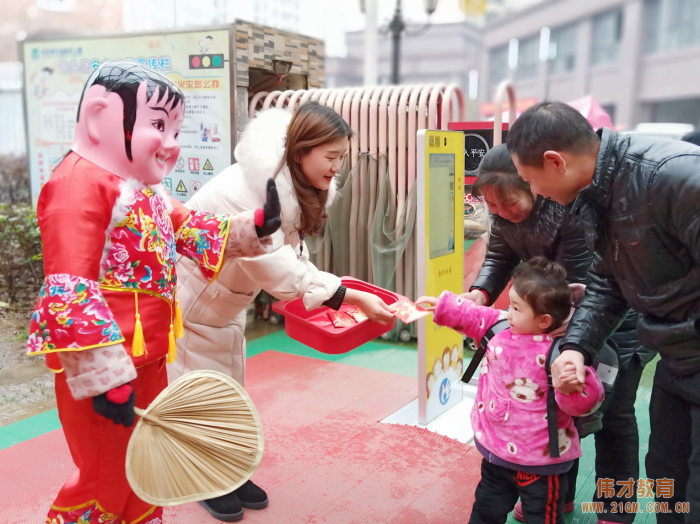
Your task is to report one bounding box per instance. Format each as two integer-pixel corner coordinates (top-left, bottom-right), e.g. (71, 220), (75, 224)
(577, 17), (593, 97)
(617, 0), (643, 130)
(363, 0), (378, 86)
(481, 46), (491, 104)
(537, 27), (550, 102)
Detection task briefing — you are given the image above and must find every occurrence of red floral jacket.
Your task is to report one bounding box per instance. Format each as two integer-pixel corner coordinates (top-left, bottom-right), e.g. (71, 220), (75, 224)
(27, 153), (269, 398)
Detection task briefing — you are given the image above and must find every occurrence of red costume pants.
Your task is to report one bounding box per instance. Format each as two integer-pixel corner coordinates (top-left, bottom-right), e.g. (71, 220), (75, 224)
(47, 358), (167, 524)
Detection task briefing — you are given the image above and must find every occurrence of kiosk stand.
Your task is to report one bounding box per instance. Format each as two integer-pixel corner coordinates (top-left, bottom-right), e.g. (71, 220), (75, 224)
(416, 130), (465, 425)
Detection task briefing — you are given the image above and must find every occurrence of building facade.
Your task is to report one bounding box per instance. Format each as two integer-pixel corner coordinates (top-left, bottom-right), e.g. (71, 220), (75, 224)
(0, 0), (124, 63)
(485, 0), (549, 20)
(482, 0), (700, 129)
(0, 0), (125, 155)
(0, 0), (343, 157)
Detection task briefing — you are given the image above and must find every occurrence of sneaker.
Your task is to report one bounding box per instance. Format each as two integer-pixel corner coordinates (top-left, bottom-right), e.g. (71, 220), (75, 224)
(513, 500), (575, 522)
(513, 501), (525, 523)
(199, 491), (244, 522)
(235, 480), (270, 510)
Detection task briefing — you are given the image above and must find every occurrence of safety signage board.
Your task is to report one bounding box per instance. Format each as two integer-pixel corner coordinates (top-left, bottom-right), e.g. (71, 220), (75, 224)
(23, 28), (232, 204)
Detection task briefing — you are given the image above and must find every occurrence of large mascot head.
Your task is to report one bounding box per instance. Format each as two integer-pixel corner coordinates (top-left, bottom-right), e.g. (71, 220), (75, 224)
(72, 60), (185, 185)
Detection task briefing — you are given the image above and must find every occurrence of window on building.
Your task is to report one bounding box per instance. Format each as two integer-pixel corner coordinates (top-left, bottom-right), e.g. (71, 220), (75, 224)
(490, 45), (509, 89)
(644, 0), (661, 53)
(667, 0), (700, 49)
(517, 35), (539, 79)
(549, 23), (578, 74)
(644, 97), (700, 126)
(644, 0), (700, 54)
(592, 9), (623, 65)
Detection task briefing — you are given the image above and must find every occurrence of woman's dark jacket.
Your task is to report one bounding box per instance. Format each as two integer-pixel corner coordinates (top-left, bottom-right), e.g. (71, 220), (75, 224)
(470, 197), (654, 369)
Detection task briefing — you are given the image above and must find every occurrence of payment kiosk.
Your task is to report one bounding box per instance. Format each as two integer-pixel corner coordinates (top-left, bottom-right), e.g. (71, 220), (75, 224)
(416, 130), (466, 425)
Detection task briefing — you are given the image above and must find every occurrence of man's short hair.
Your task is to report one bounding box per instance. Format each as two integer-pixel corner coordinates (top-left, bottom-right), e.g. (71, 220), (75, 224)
(506, 102), (600, 167)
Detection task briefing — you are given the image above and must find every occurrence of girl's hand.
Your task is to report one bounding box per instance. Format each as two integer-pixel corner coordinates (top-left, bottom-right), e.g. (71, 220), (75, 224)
(559, 365), (578, 383)
(415, 296), (439, 311)
(344, 289), (394, 324)
(552, 351), (587, 393)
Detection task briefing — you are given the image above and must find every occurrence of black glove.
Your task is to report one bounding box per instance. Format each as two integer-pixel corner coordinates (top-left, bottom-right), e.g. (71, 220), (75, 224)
(255, 179), (282, 238)
(92, 383), (136, 428)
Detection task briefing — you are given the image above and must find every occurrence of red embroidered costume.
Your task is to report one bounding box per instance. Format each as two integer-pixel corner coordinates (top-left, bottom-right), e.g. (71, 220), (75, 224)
(28, 153), (270, 524)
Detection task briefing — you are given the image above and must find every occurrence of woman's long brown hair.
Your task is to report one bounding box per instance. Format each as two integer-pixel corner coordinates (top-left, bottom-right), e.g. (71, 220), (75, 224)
(275, 101), (352, 236)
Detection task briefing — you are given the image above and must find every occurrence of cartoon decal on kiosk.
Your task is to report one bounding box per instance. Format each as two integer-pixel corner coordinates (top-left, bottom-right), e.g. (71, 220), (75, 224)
(416, 130), (465, 425)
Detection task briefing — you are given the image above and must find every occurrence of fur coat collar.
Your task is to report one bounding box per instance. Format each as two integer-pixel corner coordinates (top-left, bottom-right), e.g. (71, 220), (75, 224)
(233, 108), (338, 236)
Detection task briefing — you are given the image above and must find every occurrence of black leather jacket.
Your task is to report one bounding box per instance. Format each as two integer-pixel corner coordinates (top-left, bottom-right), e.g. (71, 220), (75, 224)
(472, 197), (591, 295)
(562, 128), (700, 375)
(471, 194), (653, 370)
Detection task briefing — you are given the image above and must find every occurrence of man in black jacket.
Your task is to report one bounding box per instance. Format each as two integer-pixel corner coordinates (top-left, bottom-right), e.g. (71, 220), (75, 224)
(465, 155), (654, 523)
(507, 101), (700, 524)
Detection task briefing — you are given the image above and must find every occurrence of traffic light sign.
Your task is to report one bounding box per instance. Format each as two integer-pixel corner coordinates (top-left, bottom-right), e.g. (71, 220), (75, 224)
(189, 54), (225, 69)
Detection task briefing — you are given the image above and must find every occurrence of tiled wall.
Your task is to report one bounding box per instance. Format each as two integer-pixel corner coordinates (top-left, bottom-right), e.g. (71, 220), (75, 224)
(234, 20), (324, 88)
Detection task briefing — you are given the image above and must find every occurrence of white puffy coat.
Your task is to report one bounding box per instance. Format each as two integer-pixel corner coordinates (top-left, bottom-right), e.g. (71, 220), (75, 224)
(167, 109), (341, 385)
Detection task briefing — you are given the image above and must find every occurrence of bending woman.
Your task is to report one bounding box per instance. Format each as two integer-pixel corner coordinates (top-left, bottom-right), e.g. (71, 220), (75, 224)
(465, 144), (654, 524)
(168, 102), (393, 522)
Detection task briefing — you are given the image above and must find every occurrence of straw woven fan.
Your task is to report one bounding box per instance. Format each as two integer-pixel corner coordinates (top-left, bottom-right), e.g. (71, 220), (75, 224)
(126, 370), (264, 506)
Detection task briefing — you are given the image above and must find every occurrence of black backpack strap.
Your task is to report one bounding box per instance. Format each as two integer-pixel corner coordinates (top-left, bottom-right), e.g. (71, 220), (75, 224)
(461, 319), (509, 384)
(545, 338), (560, 458)
(461, 343), (487, 384)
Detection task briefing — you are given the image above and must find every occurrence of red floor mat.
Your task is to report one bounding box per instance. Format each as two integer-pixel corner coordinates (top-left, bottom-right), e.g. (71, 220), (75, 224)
(0, 351), (482, 523)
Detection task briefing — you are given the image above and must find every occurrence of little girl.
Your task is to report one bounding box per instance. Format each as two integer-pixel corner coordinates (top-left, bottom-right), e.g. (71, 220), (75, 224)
(418, 257), (604, 524)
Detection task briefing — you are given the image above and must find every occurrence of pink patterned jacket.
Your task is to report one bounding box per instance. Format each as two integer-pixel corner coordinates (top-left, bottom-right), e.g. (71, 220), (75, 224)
(433, 291), (605, 467)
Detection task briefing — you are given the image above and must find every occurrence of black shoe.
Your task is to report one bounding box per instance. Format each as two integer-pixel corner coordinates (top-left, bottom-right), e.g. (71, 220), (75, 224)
(199, 491), (244, 522)
(235, 480), (269, 510)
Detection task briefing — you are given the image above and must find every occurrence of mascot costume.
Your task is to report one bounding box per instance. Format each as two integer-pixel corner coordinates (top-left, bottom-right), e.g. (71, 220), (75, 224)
(26, 60), (281, 524)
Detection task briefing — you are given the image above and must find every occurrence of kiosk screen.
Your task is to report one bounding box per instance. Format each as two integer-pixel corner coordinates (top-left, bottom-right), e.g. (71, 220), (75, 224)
(428, 153), (456, 259)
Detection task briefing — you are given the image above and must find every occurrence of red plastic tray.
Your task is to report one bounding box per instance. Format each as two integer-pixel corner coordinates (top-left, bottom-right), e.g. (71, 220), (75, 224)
(271, 277), (400, 354)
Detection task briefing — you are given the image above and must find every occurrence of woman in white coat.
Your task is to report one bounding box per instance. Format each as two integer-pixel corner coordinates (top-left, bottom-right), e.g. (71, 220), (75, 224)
(168, 102), (393, 522)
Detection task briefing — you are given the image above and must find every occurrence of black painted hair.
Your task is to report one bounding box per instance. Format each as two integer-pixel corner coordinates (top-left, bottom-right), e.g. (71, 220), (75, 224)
(76, 60), (185, 161)
(512, 257), (571, 333)
(471, 143), (532, 203)
(506, 102), (600, 167)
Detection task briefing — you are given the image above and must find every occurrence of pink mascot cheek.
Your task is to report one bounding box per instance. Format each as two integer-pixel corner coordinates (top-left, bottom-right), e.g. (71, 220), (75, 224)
(129, 133), (164, 183)
(165, 149), (179, 173)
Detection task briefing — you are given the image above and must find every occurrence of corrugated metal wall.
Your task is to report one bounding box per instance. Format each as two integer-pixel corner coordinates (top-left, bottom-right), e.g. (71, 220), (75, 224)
(0, 62), (27, 156)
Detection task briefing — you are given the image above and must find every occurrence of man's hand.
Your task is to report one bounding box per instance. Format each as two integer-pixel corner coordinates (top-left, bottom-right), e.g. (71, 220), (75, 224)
(255, 179), (282, 238)
(551, 350), (586, 394)
(459, 290), (488, 306)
